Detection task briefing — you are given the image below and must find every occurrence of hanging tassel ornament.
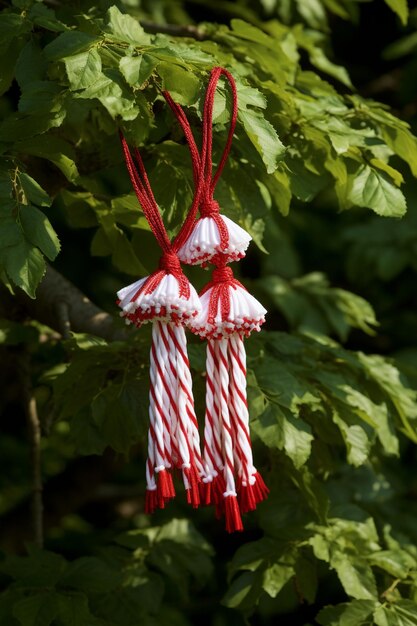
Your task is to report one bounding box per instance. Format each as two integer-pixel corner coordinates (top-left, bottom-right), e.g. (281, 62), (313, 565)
(190, 259), (268, 531)
(117, 135), (205, 513)
(163, 72), (251, 266)
(165, 68), (269, 531)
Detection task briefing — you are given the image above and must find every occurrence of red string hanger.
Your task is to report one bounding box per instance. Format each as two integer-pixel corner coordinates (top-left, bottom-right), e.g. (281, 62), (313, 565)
(116, 134), (206, 514)
(163, 67), (251, 266)
(164, 68), (269, 533)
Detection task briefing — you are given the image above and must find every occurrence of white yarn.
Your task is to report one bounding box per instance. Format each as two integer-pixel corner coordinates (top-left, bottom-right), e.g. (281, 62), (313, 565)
(171, 324), (205, 480)
(191, 283), (267, 338)
(154, 322), (177, 468)
(117, 273), (201, 324)
(156, 322), (180, 468)
(149, 324), (168, 471)
(215, 339), (237, 496)
(202, 340), (221, 483)
(178, 215), (251, 265)
(228, 334), (257, 486)
(145, 459), (157, 492)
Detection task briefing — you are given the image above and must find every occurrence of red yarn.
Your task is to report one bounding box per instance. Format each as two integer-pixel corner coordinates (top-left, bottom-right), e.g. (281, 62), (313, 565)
(224, 495), (244, 533)
(163, 67), (238, 253)
(199, 260), (245, 327)
(199, 199), (220, 217)
(158, 251), (181, 273)
(212, 265), (234, 283)
(120, 134), (193, 298)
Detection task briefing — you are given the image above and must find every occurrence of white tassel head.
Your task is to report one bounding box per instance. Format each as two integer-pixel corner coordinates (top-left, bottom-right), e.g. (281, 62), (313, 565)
(116, 252), (201, 327)
(177, 201), (251, 266)
(190, 265), (266, 339)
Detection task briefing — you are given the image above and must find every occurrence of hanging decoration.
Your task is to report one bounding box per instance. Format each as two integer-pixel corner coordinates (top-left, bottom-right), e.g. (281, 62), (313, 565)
(117, 135), (205, 514)
(164, 67), (269, 532)
(117, 67), (268, 532)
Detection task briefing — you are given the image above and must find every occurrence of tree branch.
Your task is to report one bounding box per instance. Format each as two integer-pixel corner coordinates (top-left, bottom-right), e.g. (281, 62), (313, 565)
(0, 450), (122, 553)
(140, 20), (206, 40)
(6, 265), (130, 342)
(20, 350), (43, 548)
(56, 301), (71, 339)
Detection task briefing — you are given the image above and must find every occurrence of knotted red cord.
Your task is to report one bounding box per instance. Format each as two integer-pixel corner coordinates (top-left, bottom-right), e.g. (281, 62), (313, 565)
(163, 67), (238, 252)
(120, 133), (204, 299)
(199, 257), (246, 328)
(119, 133), (206, 512)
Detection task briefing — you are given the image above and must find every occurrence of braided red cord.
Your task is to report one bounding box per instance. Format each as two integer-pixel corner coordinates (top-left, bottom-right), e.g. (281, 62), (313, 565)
(120, 133), (171, 253)
(162, 67), (238, 252)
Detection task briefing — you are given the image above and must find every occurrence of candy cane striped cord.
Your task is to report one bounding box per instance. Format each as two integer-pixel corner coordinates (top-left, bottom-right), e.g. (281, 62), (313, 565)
(215, 338), (243, 532)
(148, 323), (176, 508)
(202, 339), (225, 507)
(229, 334), (269, 512)
(154, 323), (178, 497)
(171, 325), (205, 488)
(155, 322), (180, 467)
(162, 323), (203, 506)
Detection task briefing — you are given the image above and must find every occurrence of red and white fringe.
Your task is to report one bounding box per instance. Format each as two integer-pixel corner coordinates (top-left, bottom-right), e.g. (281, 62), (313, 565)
(145, 321), (203, 512)
(201, 334), (268, 532)
(178, 214), (252, 266)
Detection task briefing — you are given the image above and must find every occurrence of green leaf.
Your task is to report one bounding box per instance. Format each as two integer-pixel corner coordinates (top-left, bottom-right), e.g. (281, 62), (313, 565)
(105, 6), (151, 45)
(347, 163), (406, 218)
(317, 599), (377, 626)
(240, 108), (285, 174)
(77, 69), (139, 120)
(15, 136), (79, 182)
(369, 550), (416, 579)
(384, 0), (409, 24)
(44, 31), (99, 60)
(3, 239), (45, 298)
(91, 213), (147, 275)
(58, 557), (122, 593)
(374, 600), (417, 626)
(18, 173), (51, 207)
(0, 38), (28, 97)
(91, 381), (145, 454)
(28, 3), (67, 32)
(259, 273), (378, 341)
(19, 205), (60, 261)
(222, 571), (263, 610)
(331, 413), (370, 467)
(13, 592), (60, 626)
(0, 112), (65, 142)
(128, 519), (214, 600)
(252, 403), (313, 468)
(0, 219), (23, 249)
(64, 49), (102, 90)
(119, 54), (159, 87)
(56, 592), (97, 626)
(18, 81), (64, 116)
(262, 556), (295, 598)
(1, 547), (67, 587)
(330, 552), (377, 600)
(157, 62), (200, 106)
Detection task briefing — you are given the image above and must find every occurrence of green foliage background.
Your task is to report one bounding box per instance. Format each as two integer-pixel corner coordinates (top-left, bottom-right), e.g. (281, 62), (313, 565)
(2, 0), (417, 624)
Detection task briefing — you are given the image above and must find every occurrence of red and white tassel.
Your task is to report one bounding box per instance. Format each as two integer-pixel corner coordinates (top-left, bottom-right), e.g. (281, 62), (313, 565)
(190, 264), (266, 339)
(228, 334), (269, 512)
(215, 338), (243, 532)
(178, 202), (252, 266)
(117, 253), (200, 327)
(192, 262), (268, 531)
(117, 255), (203, 510)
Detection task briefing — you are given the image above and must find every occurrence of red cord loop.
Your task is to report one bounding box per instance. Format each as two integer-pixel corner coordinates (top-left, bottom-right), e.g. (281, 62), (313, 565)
(159, 252), (182, 275)
(212, 265), (234, 283)
(163, 67), (238, 252)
